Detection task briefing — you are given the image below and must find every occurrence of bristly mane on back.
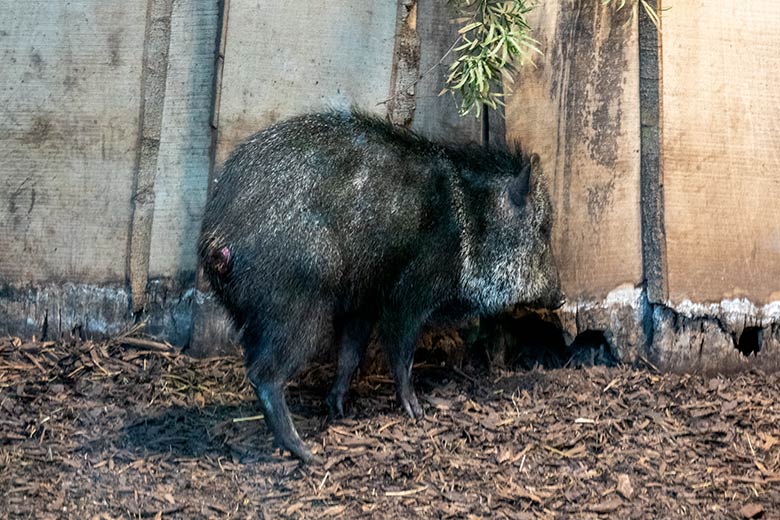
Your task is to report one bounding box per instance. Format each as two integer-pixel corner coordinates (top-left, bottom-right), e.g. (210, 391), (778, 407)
(333, 108), (532, 178)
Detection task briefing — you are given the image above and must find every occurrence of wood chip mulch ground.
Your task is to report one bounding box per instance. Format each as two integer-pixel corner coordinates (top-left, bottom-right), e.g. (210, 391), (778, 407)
(1, 335), (779, 519)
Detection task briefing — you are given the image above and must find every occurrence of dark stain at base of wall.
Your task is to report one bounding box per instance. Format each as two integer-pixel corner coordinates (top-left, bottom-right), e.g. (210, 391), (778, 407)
(0, 278), (196, 347)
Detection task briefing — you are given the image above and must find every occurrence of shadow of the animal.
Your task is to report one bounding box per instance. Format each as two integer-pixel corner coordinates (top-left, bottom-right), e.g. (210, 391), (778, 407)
(120, 402), (280, 461)
(117, 360), (482, 461)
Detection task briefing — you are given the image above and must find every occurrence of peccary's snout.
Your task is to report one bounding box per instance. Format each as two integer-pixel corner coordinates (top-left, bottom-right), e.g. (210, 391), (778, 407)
(549, 264), (565, 310)
(538, 261), (565, 310)
(534, 285), (565, 311)
(549, 264), (565, 309)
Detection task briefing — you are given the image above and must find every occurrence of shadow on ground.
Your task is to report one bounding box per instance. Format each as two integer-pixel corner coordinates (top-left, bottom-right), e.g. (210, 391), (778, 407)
(117, 362), (564, 462)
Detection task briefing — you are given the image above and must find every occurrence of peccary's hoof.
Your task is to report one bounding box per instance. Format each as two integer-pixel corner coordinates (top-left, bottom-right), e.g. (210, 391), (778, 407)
(287, 444), (321, 465)
(325, 391), (346, 420)
(274, 435), (320, 464)
(301, 452), (324, 466)
(400, 392), (424, 420)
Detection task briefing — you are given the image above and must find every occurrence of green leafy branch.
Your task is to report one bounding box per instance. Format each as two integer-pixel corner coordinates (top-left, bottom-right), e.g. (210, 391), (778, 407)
(442, 0), (540, 117)
(444, 0), (662, 117)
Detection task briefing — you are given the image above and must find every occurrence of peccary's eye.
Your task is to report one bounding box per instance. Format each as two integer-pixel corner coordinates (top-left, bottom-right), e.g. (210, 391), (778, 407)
(540, 220), (552, 237)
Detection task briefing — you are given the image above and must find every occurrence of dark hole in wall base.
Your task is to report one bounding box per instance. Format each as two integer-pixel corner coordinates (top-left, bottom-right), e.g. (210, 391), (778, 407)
(413, 316), (619, 373)
(567, 330), (618, 368)
(504, 314), (569, 369)
(501, 319), (618, 370)
(736, 327), (762, 357)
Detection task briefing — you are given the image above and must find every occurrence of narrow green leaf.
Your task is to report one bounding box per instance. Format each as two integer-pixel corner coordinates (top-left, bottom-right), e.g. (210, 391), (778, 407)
(458, 21), (483, 34)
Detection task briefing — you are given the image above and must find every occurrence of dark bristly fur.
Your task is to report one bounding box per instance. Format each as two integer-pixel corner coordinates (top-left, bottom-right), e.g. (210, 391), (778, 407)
(199, 109), (563, 462)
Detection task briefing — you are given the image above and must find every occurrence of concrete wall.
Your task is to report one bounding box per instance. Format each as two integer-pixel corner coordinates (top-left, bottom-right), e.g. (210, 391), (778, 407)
(505, 0), (780, 370)
(660, 0), (780, 305)
(0, 0), (488, 349)
(647, 0), (780, 370)
(0, 0), (218, 343)
(0, 0), (147, 285)
(0, 0), (147, 339)
(505, 0), (645, 361)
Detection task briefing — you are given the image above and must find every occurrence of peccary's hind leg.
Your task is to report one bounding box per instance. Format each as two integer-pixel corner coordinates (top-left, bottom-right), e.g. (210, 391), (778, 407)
(243, 302), (332, 463)
(252, 381), (315, 462)
(326, 317), (373, 418)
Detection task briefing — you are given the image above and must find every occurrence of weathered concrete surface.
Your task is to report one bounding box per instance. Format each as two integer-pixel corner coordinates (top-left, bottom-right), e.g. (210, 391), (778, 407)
(189, 291), (240, 356)
(660, 0), (780, 306)
(503, 1), (644, 363)
(0, 281), (194, 345)
(650, 303), (780, 373)
(0, 0), (219, 344)
(147, 0), (220, 280)
(557, 286), (647, 363)
(0, 282), (132, 340)
(503, 1), (780, 371)
(213, 0), (398, 166)
(0, 0), (148, 284)
(640, 0), (780, 369)
(505, 0), (642, 300)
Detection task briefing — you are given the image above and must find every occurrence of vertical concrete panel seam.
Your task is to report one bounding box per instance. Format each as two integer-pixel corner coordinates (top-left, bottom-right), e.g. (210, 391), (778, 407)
(189, 0), (231, 352)
(195, 0), (228, 290)
(210, 0), (230, 135)
(656, 0), (668, 300)
(128, 0), (175, 314)
(638, 0), (668, 305)
(387, 0), (421, 127)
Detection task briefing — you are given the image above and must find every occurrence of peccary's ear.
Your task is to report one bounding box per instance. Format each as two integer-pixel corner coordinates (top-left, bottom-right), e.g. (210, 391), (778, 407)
(529, 153), (541, 170)
(508, 160), (532, 207)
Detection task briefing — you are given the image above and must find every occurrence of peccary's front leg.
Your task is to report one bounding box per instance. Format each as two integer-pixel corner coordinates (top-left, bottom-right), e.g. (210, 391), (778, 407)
(377, 279), (437, 420)
(383, 333), (424, 419)
(375, 253), (456, 419)
(326, 317), (373, 418)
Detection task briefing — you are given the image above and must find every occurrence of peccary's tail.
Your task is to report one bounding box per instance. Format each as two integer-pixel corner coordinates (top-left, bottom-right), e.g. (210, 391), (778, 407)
(198, 232), (250, 330)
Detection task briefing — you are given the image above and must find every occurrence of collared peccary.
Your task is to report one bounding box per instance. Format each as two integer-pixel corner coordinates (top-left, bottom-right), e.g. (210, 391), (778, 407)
(199, 110), (563, 462)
